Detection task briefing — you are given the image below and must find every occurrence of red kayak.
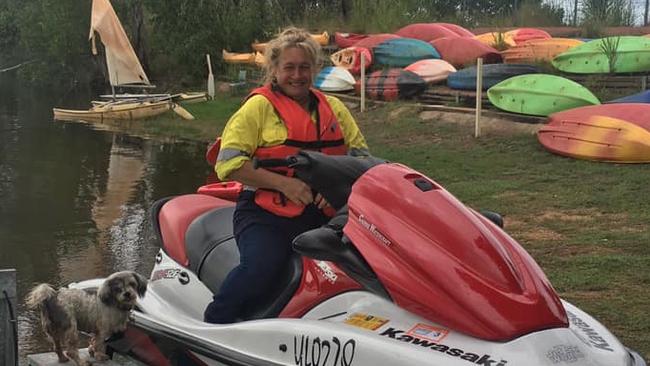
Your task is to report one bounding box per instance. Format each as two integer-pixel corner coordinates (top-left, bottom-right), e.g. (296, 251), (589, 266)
(430, 37), (502, 68)
(357, 69), (427, 101)
(334, 32), (369, 49)
(395, 23), (459, 42)
(353, 33), (401, 49)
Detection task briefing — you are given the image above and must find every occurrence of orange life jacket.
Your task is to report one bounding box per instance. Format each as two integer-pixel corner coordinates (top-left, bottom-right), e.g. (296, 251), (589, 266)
(251, 84), (347, 217)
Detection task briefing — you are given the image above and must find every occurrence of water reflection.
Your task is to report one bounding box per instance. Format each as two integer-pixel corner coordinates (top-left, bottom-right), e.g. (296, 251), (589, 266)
(0, 78), (212, 360)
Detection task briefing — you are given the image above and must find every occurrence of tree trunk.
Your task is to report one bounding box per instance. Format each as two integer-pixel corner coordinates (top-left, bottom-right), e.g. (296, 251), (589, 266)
(341, 0), (351, 21)
(130, 0), (150, 76)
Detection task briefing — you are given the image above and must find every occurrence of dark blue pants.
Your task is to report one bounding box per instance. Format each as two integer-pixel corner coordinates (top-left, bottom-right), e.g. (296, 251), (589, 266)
(203, 191), (327, 324)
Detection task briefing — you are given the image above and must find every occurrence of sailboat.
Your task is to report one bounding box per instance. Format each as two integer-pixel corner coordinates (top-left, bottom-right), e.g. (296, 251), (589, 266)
(53, 0), (196, 121)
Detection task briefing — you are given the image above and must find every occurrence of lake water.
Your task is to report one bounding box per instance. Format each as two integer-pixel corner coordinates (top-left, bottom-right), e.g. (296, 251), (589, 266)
(0, 75), (213, 361)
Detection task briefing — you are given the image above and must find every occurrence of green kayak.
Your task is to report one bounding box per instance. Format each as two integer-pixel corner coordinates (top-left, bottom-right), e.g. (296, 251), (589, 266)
(487, 74), (600, 116)
(552, 36), (650, 74)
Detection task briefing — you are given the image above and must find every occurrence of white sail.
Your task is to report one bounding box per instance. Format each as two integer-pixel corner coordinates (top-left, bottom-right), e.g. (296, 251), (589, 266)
(89, 0), (150, 86)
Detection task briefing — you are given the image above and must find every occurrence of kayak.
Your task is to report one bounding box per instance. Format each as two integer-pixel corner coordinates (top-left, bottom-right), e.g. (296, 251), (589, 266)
(53, 99), (173, 121)
(353, 33), (401, 49)
(504, 28), (551, 45)
(359, 69), (427, 101)
(437, 23), (475, 37)
(373, 38), (440, 67)
(330, 46), (372, 75)
(552, 36), (650, 74)
(430, 37), (501, 68)
(607, 90), (650, 104)
(334, 32), (369, 48)
(474, 32), (517, 49)
(447, 64), (541, 90)
(502, 38), (584, 64)
(314, 66), (356, 92)
(538, 103), (650, 162)
(395, 23), (460, 42)
(404, 59), (456, 84)
(222, 50), (255, 64)
(487, 74), (600, 116)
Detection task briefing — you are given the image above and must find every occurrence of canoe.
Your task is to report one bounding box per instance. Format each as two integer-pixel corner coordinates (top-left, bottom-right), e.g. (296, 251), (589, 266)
(330, 46), (372, 74)
(487, 74), (600, 116)
(504, 28), (551, 45)
(373, 38), (440, 67)
(438, 23), (475, 37)
(395, 23), (460, 42)
(252, 31), (330, 53)
(314, 67), (356, 92)
(502, 38), (584, 64)
(430, 37), (501, 68)
(254, 52), (265, 67)
(607, 90), (650, 104)
(53, 99), (172, 121)
(172, 92), (208, 104)
(474, 32), (517, 49)
(538, 103), (650, 162)
(334, 32), (368, 48)
(359, 69), (427, 101)
(404, 59), (456, 83)
(447, 64), (541, 90)
(552, 36), (650, 74)
(222, 50), (255, 64)
(353, 33), (401, 49)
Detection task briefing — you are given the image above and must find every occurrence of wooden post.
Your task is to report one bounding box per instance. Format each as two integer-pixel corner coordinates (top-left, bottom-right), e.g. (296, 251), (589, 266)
(475, 58), (483, 138)
(360, 53), (366, 113)
(1, 269), (17, 366)
(642, 75), (647, 91)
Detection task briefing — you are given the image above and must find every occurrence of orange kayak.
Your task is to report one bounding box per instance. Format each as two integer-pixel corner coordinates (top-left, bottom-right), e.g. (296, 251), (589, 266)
(502, 38), (583, 64)
(330, 46), (372, 75)
(222, 50), (255, 64)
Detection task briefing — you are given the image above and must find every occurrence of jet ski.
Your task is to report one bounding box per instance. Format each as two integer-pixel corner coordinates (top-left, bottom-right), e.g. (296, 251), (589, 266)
(70, 150), (646, 366)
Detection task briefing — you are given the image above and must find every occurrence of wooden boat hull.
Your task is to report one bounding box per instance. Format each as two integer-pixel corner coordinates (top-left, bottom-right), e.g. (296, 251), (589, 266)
(404, 59), (456, 83)
(373, 38), (440, 67)
(552, 36), (650, 74)
(358, 69), (427, 101)
(447, 64), (540, 90)
(502, 38), (584, 64)
(395, 23), (460, 42)
(430, 37), (501, 68)
(53, 100), (172, 121)
(330, 47), (372, 74)
(538, 103), (650, 162)
(487, 74), (600, 116)
(314, 67), (356, 92)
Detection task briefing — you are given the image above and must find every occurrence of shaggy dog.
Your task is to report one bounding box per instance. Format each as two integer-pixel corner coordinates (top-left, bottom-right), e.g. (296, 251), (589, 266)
(26, 271), (147, 365)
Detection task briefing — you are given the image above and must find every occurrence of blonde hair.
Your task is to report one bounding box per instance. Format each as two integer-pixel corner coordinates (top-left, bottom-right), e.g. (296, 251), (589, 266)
(263, 27), (322, 84)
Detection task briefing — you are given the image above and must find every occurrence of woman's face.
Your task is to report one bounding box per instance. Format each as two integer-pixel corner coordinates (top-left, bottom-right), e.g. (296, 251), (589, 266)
(275, 47), (313, 102)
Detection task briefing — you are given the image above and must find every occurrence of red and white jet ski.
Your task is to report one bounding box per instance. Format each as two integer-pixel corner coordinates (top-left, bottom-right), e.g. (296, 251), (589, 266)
(71, 150), (646, 366)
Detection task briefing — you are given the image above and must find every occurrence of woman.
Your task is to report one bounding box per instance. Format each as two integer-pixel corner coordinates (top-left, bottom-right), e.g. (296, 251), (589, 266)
(204, 27), (369, 324)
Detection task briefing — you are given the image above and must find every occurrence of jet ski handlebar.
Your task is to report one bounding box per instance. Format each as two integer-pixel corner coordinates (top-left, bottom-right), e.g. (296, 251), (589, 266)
(252, 155), (311, 170)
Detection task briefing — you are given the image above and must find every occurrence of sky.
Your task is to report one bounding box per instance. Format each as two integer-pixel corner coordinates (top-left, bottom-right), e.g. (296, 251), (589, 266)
(548, 0), (648, 25)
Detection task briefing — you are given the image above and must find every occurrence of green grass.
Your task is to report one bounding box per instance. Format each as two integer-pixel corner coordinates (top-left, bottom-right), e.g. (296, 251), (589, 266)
(109, 96), (650, 360)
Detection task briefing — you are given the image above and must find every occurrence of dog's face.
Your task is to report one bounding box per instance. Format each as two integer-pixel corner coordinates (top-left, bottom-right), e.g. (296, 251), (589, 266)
(98, 271), (147, 310)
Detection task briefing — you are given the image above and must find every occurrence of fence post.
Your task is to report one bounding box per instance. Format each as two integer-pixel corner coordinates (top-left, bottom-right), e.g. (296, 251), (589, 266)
(1, 269), (17, 366)
(360, 53), (366, 113)
(475, 58), (484, 138)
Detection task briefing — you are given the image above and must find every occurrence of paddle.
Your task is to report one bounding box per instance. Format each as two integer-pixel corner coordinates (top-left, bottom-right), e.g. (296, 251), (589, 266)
(206, 54), (215, 99)
(172, 103), (195, 120)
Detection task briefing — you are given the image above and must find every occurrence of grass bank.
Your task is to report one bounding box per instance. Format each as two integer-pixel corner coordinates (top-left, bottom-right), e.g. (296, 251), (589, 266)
(96, 95), (650, 359)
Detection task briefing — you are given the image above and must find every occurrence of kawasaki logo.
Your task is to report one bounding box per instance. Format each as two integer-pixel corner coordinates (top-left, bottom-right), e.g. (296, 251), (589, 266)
(380, 328), (508, 366)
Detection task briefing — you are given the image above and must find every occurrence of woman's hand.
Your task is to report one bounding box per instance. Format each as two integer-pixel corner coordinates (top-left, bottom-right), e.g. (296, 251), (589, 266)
(279, 177), (313, 205)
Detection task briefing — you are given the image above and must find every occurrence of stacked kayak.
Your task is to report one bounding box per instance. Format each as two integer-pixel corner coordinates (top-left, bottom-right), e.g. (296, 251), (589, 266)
(504, 28), (551, 45)
(359, 69), (427, 101)
(330, 47), (372, 74)
(395, 23), (461, 42)
(373, 38), (440, 67)
(538, 103), (650, 162)
(552, 36), (650, 74)
(334, 32), (368, 48)
(447, 64), (540, 90)
(314, 67), (356, 92)
(474, 32), (517, 48)
(607, 90), (650, 104)
(487, 74), (600, 116)
(353, 33), (401, 49)
(405, 59), (456, 83)
(502, 38), (584, 64)
(430, 37), (501, 68)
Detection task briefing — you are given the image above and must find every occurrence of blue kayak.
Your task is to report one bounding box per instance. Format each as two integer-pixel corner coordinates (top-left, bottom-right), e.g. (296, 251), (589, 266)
(373, 38), (440, 67)
(607, 90), (650, 104)
(447, 64), (541, 90)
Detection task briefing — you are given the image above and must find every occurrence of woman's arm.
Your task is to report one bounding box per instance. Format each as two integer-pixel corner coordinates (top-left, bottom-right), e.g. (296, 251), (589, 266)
(228, 161), (314, 205)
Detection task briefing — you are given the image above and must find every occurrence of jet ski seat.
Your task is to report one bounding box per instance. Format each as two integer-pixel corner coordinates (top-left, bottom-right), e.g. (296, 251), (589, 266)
(184, 205), (303, 321)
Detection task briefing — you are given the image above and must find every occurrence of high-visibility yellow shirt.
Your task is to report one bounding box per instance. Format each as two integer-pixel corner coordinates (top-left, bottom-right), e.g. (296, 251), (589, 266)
(216, 94), (369, 181)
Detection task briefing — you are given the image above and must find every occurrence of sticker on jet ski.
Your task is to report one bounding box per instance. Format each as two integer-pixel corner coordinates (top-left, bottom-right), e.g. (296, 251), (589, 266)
(316, 261), (338, 284)
(545, 345), (585, 363)
(380, 327), (509, 366)
(357, 214), (391, 246)
(406, 323), (449, 343)
(566, 311), (614, 352)
(151, 268), (182, 281)
(343, 313), (389, 331)
(292, 334), (356, 366)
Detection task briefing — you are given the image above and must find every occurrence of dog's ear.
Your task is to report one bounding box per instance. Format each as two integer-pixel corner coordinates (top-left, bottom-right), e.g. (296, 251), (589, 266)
(132, 272), (148, 297)
(98, 280), (115, 306)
